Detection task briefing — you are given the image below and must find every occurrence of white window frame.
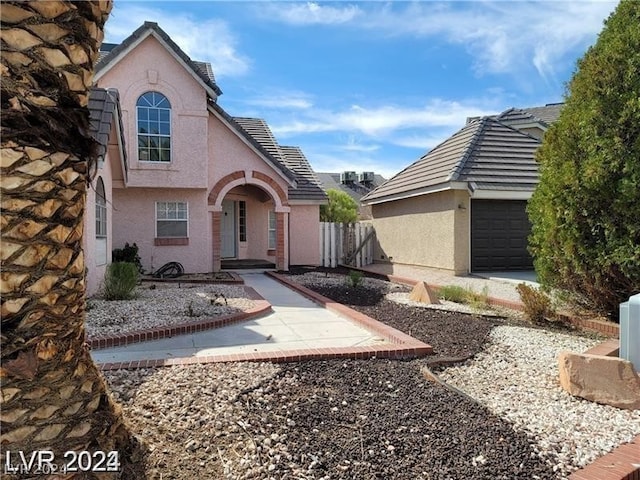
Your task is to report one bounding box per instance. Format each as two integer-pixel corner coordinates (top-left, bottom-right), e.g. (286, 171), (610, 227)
(137, 91), (172, 163)
(95, 177), (107, 266)
(156, 201), (189, 238)
(268, 210), (276, 250)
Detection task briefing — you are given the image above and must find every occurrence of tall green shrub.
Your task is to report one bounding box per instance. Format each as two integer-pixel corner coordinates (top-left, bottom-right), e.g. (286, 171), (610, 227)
(103, 262), (139, 300)
(528, 1), (640, 319)
(320, 189), (358, 223)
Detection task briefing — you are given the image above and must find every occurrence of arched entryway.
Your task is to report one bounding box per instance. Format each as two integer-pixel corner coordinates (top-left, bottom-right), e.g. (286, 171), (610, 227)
(208, 171), (290, 272)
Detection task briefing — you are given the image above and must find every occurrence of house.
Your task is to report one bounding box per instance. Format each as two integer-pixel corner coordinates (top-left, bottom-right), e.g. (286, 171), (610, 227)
(316, 171), (386, 220)
(85, 22), (326, 295)
(361, 104), (562, 274)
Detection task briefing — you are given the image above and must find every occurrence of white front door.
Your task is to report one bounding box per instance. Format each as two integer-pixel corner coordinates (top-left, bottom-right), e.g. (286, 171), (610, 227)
(221, 200), (236, 258)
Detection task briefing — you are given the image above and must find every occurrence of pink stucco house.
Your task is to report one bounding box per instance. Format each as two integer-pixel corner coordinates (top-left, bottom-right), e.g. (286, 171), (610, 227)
(85, 22), (326, 295)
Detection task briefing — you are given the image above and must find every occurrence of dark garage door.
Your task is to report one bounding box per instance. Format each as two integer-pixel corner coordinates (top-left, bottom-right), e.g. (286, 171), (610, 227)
(471, 199), (533, 271)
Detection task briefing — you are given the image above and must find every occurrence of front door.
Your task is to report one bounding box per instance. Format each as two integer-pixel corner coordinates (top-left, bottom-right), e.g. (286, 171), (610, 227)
(221, 200), (236, 258)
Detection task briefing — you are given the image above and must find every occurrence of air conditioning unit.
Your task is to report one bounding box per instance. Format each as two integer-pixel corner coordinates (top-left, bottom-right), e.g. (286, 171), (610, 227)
(340, 171), (356, 184)
(359, 171), (374, 183)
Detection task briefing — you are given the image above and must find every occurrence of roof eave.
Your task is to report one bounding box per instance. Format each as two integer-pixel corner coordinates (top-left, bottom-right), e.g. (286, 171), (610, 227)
(363, 181), (468, 205)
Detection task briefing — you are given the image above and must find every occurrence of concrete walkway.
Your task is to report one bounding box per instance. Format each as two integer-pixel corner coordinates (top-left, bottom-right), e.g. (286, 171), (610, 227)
(91, 273), (387, 364)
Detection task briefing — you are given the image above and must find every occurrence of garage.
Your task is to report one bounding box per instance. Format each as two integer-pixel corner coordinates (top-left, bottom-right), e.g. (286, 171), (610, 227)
(471, 199), (533, 271)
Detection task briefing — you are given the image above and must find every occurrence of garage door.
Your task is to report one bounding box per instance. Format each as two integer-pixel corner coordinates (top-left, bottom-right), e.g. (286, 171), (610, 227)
(471, 199), (533, 271)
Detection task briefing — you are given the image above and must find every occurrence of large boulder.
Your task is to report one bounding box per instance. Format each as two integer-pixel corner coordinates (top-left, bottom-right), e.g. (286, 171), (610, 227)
(558, 351), (640, 410)
(409, 281), (440, 305)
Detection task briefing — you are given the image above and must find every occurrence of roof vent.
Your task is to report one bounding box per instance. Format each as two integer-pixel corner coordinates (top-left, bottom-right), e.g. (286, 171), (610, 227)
(340, 171), (356, 184)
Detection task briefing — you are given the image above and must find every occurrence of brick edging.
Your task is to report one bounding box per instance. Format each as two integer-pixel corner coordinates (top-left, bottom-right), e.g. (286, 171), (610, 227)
(266, 271), (432, 352)
(569, 435), (640, 480)
(87, 287), (270, 350)
(353, 266), (621, 337)
(98, 274), (433, 371)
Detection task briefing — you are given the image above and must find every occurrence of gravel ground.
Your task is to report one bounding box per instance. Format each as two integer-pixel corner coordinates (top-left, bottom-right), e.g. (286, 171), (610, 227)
(86, 283), (255, 338)
(98, 269), (638, 479)
(439, 326), (640, 475)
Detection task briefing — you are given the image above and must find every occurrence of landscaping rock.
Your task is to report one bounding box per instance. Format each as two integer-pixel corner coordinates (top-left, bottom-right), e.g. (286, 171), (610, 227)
(558, 351), (640, 410)
(408, 281), (440, 304)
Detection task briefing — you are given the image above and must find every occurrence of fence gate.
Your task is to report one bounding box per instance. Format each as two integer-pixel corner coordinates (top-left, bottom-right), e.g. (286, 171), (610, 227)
(319, 222), (375, 268)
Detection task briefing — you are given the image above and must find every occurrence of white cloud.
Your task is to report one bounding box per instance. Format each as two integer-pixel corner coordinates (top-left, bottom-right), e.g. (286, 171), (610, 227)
(105, 5), (250, 77)
(262, 2), (362, 25)
(270, 99), (494, 138)
(244, 91), (314, 110)
(364, 2), (615, 81)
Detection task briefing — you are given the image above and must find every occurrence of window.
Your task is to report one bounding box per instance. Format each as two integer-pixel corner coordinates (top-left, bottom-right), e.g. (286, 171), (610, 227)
(239, 201), (246, 242)
(156, 202), (188, 238)
(268, 210), (276, 250)
(137, 91), (171, 162)
(95, 178), (107, 265)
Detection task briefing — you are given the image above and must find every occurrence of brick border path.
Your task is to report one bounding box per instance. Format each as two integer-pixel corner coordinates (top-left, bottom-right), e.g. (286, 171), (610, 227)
(96, 274), (432, 371)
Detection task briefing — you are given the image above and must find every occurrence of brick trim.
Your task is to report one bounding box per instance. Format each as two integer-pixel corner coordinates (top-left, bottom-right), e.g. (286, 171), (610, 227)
(251, 170), (288, 206)
(569, 435), (639, 480)
(96, 273), (433, 370)
(208, 171), (245, 205)
(154, 237), (189, 246)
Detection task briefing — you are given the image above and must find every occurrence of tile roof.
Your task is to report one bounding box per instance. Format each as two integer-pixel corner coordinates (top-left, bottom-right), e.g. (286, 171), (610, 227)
(96, 22), (222, 96)
(232, 117), (326, 202)
(362, 117), (542, 203)
(280, 147), (327, 201)
(88, 87), (126, 165)
(521, 103), (563, 124)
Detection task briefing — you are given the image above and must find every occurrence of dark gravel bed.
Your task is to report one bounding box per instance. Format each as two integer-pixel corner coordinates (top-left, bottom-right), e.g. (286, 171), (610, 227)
(237, 358), (559, 480)
(305, 283), (500, 363)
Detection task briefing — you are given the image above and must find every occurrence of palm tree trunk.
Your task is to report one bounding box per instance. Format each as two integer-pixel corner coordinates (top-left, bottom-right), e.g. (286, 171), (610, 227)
(1, 2), (139, 477)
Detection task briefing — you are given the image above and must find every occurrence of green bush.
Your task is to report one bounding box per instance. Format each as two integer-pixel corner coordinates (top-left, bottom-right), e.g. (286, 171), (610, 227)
(320, 189), (358, 223)
(516, 283), (554, 325)
(347, 270), (364, 288)
(103, 262), (139, 300)
(438, 285), (469, 303)
(527, 1), (640, 320)
(112, 242), (144, 273)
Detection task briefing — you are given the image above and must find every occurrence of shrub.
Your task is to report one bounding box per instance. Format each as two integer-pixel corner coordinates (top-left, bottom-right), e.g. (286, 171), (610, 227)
(516, 283), (554, 325)
(103, 262), (139, 300)
(527, 1), (640, 320)
(438, 285), (469, 303)
(347, 270), (364, 288)
(467, 285), (490, 311)
(112, 242), (144, 273)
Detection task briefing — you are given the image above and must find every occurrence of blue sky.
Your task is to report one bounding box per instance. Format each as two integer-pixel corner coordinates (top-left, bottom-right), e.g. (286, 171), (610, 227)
(104, 1), (617, 179)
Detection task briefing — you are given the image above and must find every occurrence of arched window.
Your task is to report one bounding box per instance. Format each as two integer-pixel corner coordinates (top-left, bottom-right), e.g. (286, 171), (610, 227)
(95, 177), (107, 265)
(137, 91), (171, 162)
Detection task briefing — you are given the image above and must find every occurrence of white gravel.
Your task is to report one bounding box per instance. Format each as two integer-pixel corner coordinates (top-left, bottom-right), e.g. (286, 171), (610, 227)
(86, 283), (256, 338)
(439, 325), (640, 477)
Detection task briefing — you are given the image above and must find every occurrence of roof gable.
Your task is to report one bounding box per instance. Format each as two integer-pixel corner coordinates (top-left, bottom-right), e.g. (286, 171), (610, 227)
(362, 117), (542, 204)
(95, 22), (222, 99)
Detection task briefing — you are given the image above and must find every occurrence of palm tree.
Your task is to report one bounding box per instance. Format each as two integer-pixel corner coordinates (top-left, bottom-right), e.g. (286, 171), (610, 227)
(1, 1), (138, 476)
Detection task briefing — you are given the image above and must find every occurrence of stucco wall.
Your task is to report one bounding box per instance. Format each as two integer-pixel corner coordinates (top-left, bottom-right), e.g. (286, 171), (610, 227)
(289, 205), (321, 266)
(112, 188), (209, 274)
(97, 36), (209, 189)
(371, 190), (469, 274)
(84, 155), (115, 297)
(207, 115), (291, 206)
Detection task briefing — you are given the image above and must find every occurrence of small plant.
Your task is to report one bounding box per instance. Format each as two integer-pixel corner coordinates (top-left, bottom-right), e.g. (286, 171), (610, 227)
(438, 285), (469, 303)
(112, 242), (144, 273)
(347, 270), (364, 288)
(468, 285), (490, 311)
(516, 283), (555, 325)
(102, 262), (139, 300)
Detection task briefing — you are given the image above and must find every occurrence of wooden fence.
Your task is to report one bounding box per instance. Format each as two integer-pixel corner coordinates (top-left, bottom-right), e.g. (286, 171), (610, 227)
(319, 222), (375, 268)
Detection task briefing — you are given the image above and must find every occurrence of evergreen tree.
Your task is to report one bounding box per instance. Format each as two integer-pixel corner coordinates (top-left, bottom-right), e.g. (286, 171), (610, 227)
(528, 0), (640, 319)
(320, 189), (359, 223)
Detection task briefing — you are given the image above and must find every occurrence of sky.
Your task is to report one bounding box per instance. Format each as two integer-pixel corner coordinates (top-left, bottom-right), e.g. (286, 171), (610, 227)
(104, 1), (618, 179)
